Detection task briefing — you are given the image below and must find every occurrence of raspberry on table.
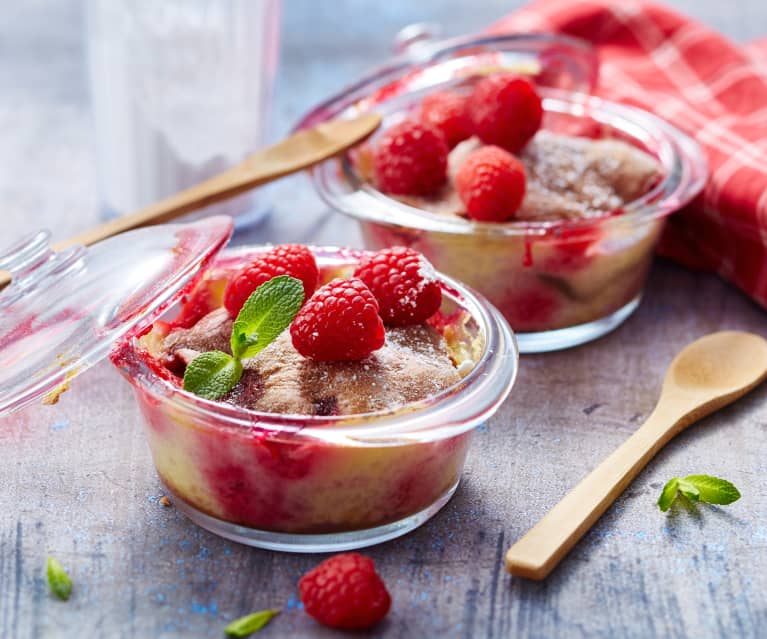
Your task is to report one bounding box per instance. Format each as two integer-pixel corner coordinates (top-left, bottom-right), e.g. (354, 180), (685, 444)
(373, 119), (449, 196)
(468, 73), (543, 153)
(354, 247), (442, 326)
(298, 553), (391, 630)
(223, 244), (319, 316)
(455, 145), (527, 222)
(421, 91), (473, 148)
(290, 278), (385, 361)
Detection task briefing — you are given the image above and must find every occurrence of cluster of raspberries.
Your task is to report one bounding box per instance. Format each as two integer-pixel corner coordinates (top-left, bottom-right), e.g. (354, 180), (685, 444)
(372, 73), (543, 222)
(222, 244), (442, 361)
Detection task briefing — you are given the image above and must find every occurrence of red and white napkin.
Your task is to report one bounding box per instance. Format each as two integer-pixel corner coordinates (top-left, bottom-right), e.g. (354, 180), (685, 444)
(490, 0), (767, 309)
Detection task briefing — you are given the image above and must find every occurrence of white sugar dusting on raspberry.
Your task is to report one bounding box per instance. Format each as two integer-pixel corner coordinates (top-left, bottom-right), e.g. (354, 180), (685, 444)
(396, 255), (438, 309)
(416, 256), (438, 285)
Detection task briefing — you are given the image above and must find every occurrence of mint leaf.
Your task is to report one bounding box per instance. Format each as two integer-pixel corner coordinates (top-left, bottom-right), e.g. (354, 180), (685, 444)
(657, 474), (741, 512)
(677, 478), (700, 503)
(231, 331), (260, 359)
(657, 477), (679, 512)
(224, 609), (279, 637)
(47, 556), (72, 601)
(684, 475), (741, 505)
(231, 276), (304, 359)
(182, 276), (303, 401)
(183, 351), (242, 400)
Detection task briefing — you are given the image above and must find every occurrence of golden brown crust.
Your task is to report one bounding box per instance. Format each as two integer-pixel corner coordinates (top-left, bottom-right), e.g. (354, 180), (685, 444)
(160, 312), (461, 415)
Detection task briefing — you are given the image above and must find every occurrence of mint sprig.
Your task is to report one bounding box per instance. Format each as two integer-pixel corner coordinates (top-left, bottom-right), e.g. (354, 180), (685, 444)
(683, 475), (741, 504)
(224, 609), (280, 637)
(183, 276), (304, 400)
(656, 477), (679, 512)
(657, 474), (741, 512)
(231, 275), (305, 360)
(47, 556), (72, 601)
(182, 351), (242, 400)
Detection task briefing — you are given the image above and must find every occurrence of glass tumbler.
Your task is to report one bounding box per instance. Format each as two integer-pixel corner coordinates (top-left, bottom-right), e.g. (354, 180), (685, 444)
(85, 0), (280, 227)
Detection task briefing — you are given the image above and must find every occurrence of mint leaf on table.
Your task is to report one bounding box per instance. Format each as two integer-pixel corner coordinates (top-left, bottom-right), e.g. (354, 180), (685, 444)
(684, 475), (741, 505)
(657, 477), (679, 512)
(183, 276), (304, 400)
(224, 609), (280, 637)
(657, 474), (741, 511)
(183, 351), (242, 400)
(231, 275), (304, 359)
(677, 478), (700, 503)
(47, 556), (72, 601)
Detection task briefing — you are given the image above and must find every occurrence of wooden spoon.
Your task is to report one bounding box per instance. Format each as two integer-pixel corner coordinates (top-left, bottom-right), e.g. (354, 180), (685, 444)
(506, 331), (767, 580)
(0, 112), (380, 288)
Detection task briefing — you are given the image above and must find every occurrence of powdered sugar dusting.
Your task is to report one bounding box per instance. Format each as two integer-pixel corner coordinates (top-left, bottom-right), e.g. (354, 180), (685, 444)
(395, 131), (661, 221)
(158, 312), (463, 416)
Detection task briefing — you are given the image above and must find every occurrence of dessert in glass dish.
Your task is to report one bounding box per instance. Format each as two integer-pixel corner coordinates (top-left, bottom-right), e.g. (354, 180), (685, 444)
(298, 33), (708, 352)
(0, 218), (515, 552)
(111, 240), (517, 551)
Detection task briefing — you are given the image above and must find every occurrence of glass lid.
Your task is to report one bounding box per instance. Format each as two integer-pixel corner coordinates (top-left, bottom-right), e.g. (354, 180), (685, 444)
(294, 32), (598, 130)
(0, 215), (233, 416)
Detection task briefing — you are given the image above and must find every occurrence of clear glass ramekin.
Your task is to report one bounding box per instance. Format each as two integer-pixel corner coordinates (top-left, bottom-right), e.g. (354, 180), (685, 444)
(110, 245), (517, 552)
(297, 34), (708, 352)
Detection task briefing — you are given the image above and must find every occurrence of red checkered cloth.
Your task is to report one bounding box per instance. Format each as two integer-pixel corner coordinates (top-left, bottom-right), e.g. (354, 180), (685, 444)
(489, 1), (767, 309)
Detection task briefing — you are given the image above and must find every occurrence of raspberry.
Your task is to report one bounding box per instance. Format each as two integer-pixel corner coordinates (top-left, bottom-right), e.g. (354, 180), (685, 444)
(455, 146), (527, 222)
(468, 74), (543, 152)
(373, 119), (448, 196)
(299, 553), (391, 630)
(290, 278), (385, 361)
(354, 247), (442, 326)
(421, 91), (472, 148)
(223, 244), (319, 316)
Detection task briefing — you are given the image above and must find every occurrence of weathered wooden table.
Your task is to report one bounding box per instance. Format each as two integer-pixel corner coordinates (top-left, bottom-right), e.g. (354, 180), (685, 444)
(2, 2), (766, 638)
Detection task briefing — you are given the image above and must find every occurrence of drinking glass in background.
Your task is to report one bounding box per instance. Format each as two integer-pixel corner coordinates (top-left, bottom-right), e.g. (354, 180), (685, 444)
(86, 0), (280, 227)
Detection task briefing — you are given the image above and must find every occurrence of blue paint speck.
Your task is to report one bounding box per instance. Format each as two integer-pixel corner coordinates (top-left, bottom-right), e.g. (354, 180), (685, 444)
(51, 419), (69, 431)
(224, 547), (232, 555)
(196, 546), (210, 560)
(421, 591), (428, 601)
(286, 598), (304, 611)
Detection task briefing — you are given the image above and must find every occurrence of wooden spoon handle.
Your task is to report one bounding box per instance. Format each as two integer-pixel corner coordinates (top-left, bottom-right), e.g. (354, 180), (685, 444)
(55, 113), (380, 251)
(0, 113), (380, 288)
(505, 409), (679, 580)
